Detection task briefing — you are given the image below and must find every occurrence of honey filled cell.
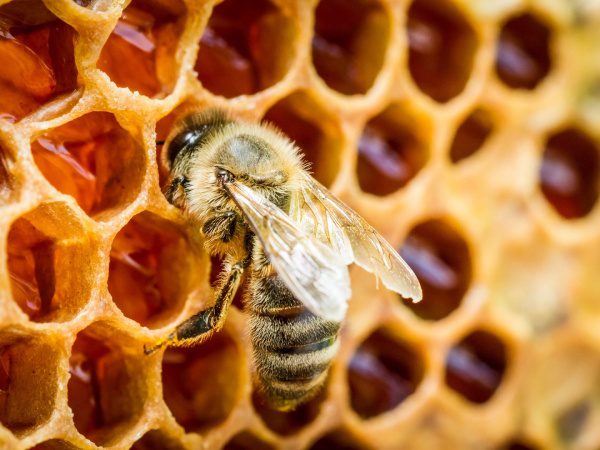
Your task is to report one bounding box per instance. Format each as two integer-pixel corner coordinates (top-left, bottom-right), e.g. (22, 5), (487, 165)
(0, 1), (77, 122)
(97, 0), (186, 97)
(195, 0), (296, 97)
(31, 112), (145, 219)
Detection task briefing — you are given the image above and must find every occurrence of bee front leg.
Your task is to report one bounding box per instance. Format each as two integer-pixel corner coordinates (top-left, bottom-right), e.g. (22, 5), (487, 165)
(144, 259), (246, 355)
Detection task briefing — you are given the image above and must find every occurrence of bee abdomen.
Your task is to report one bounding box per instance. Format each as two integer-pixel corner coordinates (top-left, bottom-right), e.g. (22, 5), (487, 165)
(247, 275), (341, 409)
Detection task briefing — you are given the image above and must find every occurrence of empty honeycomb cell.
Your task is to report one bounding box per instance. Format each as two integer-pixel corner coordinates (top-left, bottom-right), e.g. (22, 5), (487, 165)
(195, 0), (296, 98)
(449, 108), (494, 163)
(309, 429), (372, 450)
(407, 0), (477, 102)
(7, 205), (95, 322)
(31, 112), (145, 220)
(28, 440), (79, 450)
(252, 389), (325, 436)
(495, 13), (552, 90)
(0, 336), (60, 436)
(68, 326), (146, 446)
(444, 330), (508, 404)
(130, 430), (185, 450)
(539, 128), (599, 219)
(0, 1), (78, 122)
(97, 0), (186, 97)
(263, 92), (342, 187)
(357, 105), (430, 196)
(399, 219), (472, 320)
(162, 331), (241, 432)
(223, 431), (276, 450)
(347, 329), (424, 419)
(108, 211), (196, 328)
(312, 0), (389, 95)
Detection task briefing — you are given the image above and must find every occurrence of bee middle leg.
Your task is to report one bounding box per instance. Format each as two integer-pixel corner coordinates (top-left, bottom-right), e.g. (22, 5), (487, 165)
(144, 258), (246, 355)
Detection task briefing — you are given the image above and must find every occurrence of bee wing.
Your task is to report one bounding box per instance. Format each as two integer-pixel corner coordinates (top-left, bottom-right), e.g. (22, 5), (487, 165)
(225, 181), (351, 321)
(293, 175), (422, 303)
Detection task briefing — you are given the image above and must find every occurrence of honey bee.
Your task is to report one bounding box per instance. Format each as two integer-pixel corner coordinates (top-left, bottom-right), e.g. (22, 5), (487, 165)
(145, 109), (422, 411)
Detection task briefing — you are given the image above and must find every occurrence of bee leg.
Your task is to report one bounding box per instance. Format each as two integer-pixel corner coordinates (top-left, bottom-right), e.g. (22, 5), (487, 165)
(144, 260), (246, 355)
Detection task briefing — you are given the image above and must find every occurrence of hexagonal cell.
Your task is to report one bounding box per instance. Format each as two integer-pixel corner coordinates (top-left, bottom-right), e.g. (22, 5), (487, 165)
(445, 330), (508, 404)
(162, 331), (242, 432)
(108, 212), (196, 328)
(312, 0), (389, 95)
(449, 108), (494, 163)
(407, 0), (477, 102)
(263, 92), (343, 187)
(131, 429), (185, 450)
(0, 1), (78, 122)
(7, 204), (95, 322)
(495, 13), (552, 90)
(31, 112), (145, 220)
(195, 0), (297, 98)
(357, 105), (430, 196)
(539, 127), (599, 219)
(223, 431), (276, 450)
(252, 388), (325, 436)
(0, 335), (60, 436)
(97, 0), (186, 97)
(499, 441), (540, 450)
(399, 219), (472, 320)
(28, 440), (79, 450)
(68, 326), (146, 446)
(309, 429), (373, 450)
(347, 329), (424, 419)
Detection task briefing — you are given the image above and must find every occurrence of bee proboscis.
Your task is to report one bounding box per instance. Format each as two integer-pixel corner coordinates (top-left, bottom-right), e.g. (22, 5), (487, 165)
(145, 110), (422, 411)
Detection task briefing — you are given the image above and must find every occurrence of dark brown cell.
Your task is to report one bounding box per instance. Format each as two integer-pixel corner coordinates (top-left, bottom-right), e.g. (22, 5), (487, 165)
(7, 206), (94, 322)
(0, 1), (78, 122)
(31, 112), (145, 219)
(540, 128), (599, 219)
(162, 332), (241, 432)
(131, 430), (185, 450)
(108, 212), (194, 328)
(252, 389), (324, 436)
(309, 429), (373, 450)
(499, 440), (540, 450)
(399, 219), (471, 320)
(449, 109), (493, 163)
(68, 327), (145, 446)
(27, 440), (79, 450)
(312, 0), (389, 95)
(496, 13), (552, 90)
(445, 330), (508, 403)
(357, 107), (429, 196)
(223, 431), (276, 450)
(407, 0), (477, 102)
(0, 337), (60, 436)
(97, 0), (186, 97)
(348, 330), (424, 419)
(263, 92), (342, 187)
(196, 0), (296, 98)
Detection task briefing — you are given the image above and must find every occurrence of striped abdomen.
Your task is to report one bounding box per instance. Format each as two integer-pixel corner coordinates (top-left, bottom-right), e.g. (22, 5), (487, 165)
(247, 274), (341, 410)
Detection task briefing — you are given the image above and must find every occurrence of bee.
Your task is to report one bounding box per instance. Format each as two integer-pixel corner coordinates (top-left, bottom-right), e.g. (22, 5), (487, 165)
(145, 109), (422, 411)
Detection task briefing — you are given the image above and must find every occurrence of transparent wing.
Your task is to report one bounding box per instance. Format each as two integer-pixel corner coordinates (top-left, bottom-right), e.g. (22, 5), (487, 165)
(291, 174), (422, 303)
(225, 180), (351, 321)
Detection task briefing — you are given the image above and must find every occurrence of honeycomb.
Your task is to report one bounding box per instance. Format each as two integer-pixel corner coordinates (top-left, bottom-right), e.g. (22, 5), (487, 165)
(0, 0), (600, 448)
